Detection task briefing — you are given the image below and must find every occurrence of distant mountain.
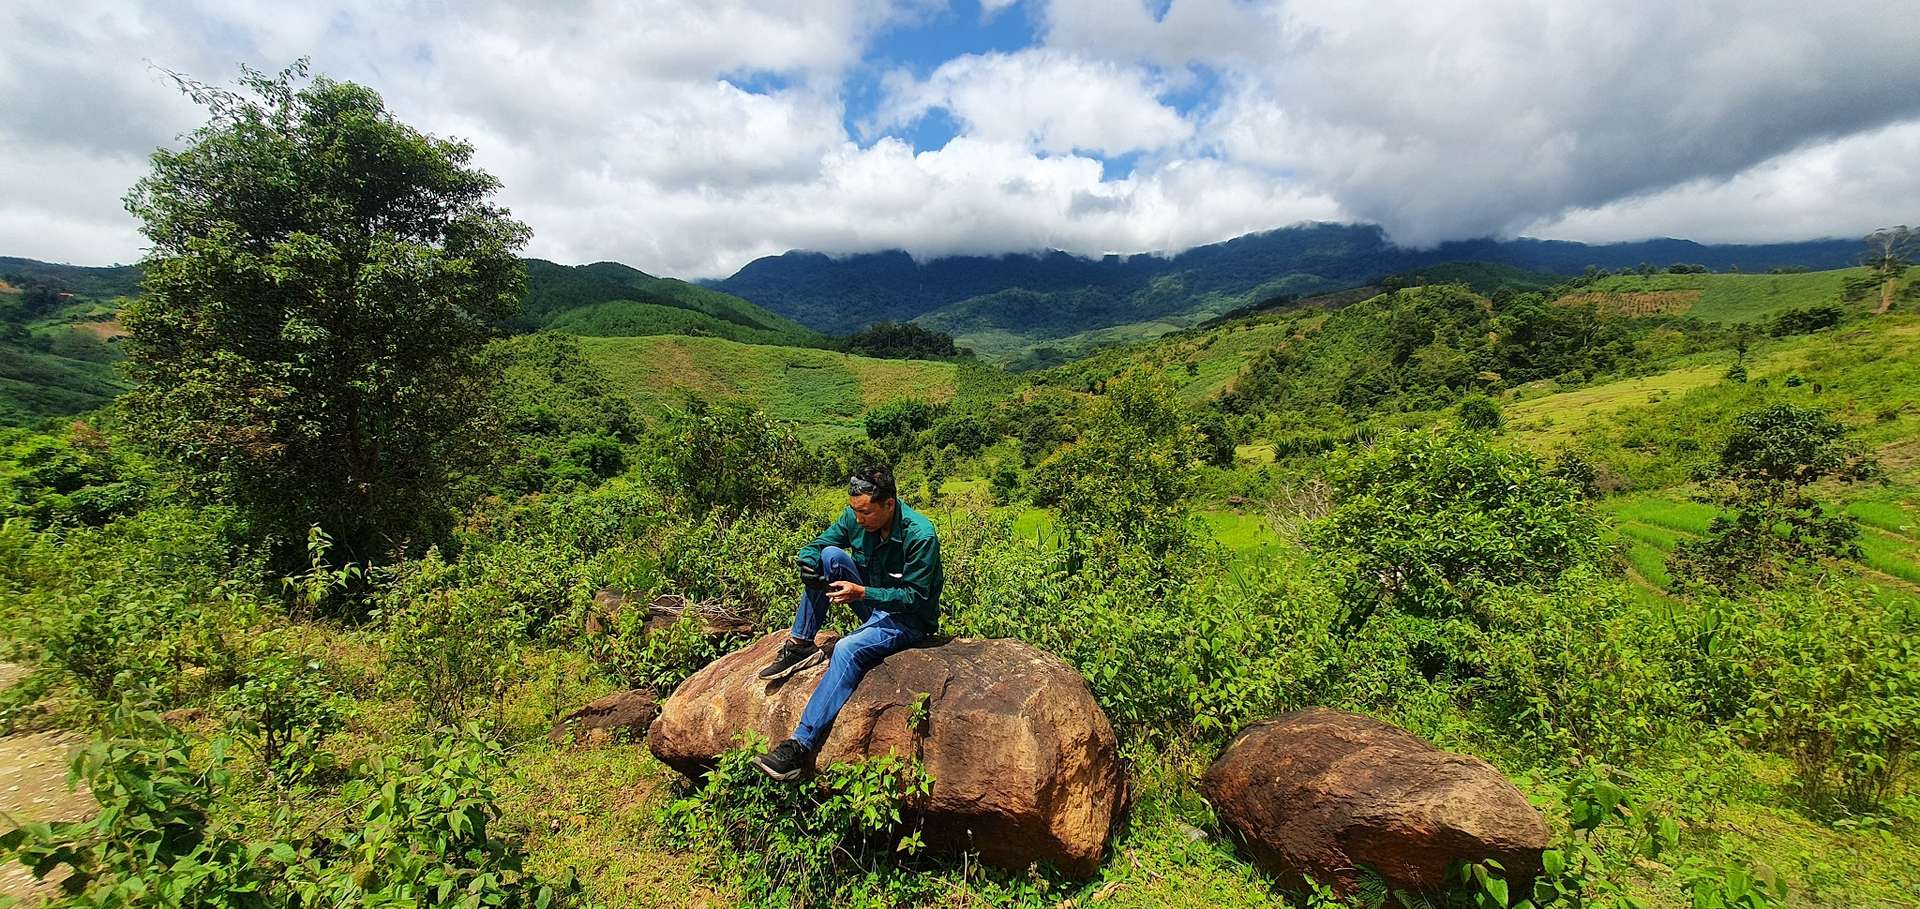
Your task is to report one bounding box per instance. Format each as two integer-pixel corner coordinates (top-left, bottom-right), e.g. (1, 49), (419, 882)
(0, 257), (144, 300)
(708, 223), (1862, 361)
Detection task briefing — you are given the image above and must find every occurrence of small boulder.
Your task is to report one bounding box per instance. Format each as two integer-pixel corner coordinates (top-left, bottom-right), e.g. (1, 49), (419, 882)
(549, 688), (660, 747)
(1203, 708), (1548, 894)
(588, 589), (757, 637)
(649, 631), (1126, 877)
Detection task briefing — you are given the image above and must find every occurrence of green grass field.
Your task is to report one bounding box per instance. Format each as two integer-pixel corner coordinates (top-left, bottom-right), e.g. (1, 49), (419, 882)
(1562, 267), (1901, 323)
(575, 335), (963, 437)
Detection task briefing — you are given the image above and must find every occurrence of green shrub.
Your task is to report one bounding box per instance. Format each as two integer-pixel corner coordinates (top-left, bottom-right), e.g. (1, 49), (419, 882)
(1456, 770), (1787, 909)
(947, 536), (1333, 746)
(0, 506), (260, 705)
(649, 510), (811, 627)
(1309, 428), (1607, 628)
(1475, 573), (1690, 760)
(0, 704), (279, 909)
(0, 426), (148, 528)
(218, 635), (349, 784)
(652, 401), (811, 515)
(1031, 372), (1200, 558)
(377, 548), (529, 726)
(657, 737), (933, 908)
(1740, 582), (1920, 811)
(1672, 403), (1877, 591)
(290, 728), (584, 908)
(1456, 394), (1504, 431)
(604, 611), (742, 693)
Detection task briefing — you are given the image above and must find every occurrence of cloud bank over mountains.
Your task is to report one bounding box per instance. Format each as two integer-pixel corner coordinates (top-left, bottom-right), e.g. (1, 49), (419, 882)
(3, 0), (1917, 278)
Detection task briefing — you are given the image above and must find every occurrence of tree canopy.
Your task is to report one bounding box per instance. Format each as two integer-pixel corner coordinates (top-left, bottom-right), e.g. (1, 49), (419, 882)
(121, 62), (530, 564)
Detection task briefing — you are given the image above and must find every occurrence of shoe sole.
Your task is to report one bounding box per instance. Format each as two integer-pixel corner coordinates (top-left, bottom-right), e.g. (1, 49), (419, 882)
(757, 648), (825, 682)
(753, 757), (806, 781)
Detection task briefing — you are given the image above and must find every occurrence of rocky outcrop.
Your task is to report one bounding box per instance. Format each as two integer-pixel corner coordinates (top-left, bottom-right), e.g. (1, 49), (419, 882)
(586, 590), (757, 637)
(1203, 708), (1549, 894)
(649, 631), (1126, 877)
(548, 688), (659, 747)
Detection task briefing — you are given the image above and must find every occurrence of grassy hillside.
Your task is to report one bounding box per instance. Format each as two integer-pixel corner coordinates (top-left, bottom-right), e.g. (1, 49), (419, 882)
(0, 254), (833, 424)
(1553, 266), (1908, 322)
(0, 267), (131, 426)
(522, 259), (824, 347)
(573, 334), (976, 437)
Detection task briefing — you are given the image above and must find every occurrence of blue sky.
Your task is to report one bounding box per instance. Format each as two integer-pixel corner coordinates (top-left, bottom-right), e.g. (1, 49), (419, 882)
(4, 1), (1919, 278)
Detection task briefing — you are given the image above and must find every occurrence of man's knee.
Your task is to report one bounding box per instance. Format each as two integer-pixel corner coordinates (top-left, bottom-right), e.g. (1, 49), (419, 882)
(820, 546), (857, 577)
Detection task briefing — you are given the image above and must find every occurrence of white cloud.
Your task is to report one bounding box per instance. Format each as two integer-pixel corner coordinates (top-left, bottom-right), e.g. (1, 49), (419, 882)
(1042, 0), (1920, 246)
(874, 48), (1191, 156)
(1, 0), (1916, 278)
(1519, 119), (1920, 244)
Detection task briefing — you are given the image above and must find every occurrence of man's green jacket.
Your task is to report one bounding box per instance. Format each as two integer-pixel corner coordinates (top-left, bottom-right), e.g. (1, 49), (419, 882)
(798, 501), (942, 634)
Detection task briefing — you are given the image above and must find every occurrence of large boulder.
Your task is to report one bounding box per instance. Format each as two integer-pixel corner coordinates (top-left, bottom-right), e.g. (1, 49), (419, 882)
(649, 631), (1126, 877)
(1203, 708), (1549, 895)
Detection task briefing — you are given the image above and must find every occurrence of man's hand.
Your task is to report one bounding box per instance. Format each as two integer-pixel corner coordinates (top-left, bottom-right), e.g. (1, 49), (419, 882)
(827, 580), (866, 604)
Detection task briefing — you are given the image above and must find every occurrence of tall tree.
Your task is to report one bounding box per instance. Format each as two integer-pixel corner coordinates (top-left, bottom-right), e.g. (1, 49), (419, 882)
(122, 62), (530, 564)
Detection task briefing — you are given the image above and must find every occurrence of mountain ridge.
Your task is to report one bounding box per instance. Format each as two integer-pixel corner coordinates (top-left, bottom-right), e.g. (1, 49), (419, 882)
(707, 224), (1861, 361)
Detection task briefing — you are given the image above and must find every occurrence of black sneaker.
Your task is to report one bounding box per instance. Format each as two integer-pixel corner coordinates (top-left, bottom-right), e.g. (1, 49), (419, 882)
(757, 638), (824, 681)
(754, 739), (811, 781)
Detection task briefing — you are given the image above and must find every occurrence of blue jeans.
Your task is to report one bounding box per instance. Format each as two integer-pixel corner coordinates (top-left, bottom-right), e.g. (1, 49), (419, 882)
(789, 546), (925, 751)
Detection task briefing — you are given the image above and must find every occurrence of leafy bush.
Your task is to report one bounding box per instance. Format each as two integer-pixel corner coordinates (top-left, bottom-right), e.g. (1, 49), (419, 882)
(648, 510), (811, 627)
(604, 611), (742, 693)
(1308, 428), (1607, 628)
(0, 505), (260, 705)
(1769, 305), (1845, 337)
(652, 401), (811, 515)
(862, 399), (941, 447)
(658, 737), (933, 908)
(218, 637), (349, 783)
(1672, 404), (1877, 590)
(1456, 771), (1787, 909)
(378, 548), (530, 727)
(289, 729), (583, 908)
(0, 705), (279, 909)
(1739, 582), (1920, 811)
(1475, 572), (1690, 760)
(947, 532), (1334, 745)
(1456, 394), (1504, 431)
(0, 425), (147, 528)
(1031, 372), (1199, 558)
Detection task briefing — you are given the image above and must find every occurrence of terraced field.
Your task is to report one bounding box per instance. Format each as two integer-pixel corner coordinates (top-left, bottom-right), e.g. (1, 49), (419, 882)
(1600, 491), (1920, 600)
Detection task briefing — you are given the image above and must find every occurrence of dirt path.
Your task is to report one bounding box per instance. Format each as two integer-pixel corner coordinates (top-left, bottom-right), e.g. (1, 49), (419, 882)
(0, 663), (90, 903)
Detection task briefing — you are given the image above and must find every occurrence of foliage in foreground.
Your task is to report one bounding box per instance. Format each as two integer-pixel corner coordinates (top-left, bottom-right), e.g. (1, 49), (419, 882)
(0, 711), (585, 909)
(657, 739), (935, 909)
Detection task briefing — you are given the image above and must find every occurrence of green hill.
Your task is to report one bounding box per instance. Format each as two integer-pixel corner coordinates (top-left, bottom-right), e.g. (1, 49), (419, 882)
(1552, 266), (1908, 322)
(572, 334), (978, 438)
(0, 264), (133, 426)
(0, 255), (834, 425)
(520, 259), (823, 347)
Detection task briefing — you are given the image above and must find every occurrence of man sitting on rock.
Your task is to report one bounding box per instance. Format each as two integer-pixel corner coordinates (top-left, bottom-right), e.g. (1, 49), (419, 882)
(753, 464), (943, 781)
